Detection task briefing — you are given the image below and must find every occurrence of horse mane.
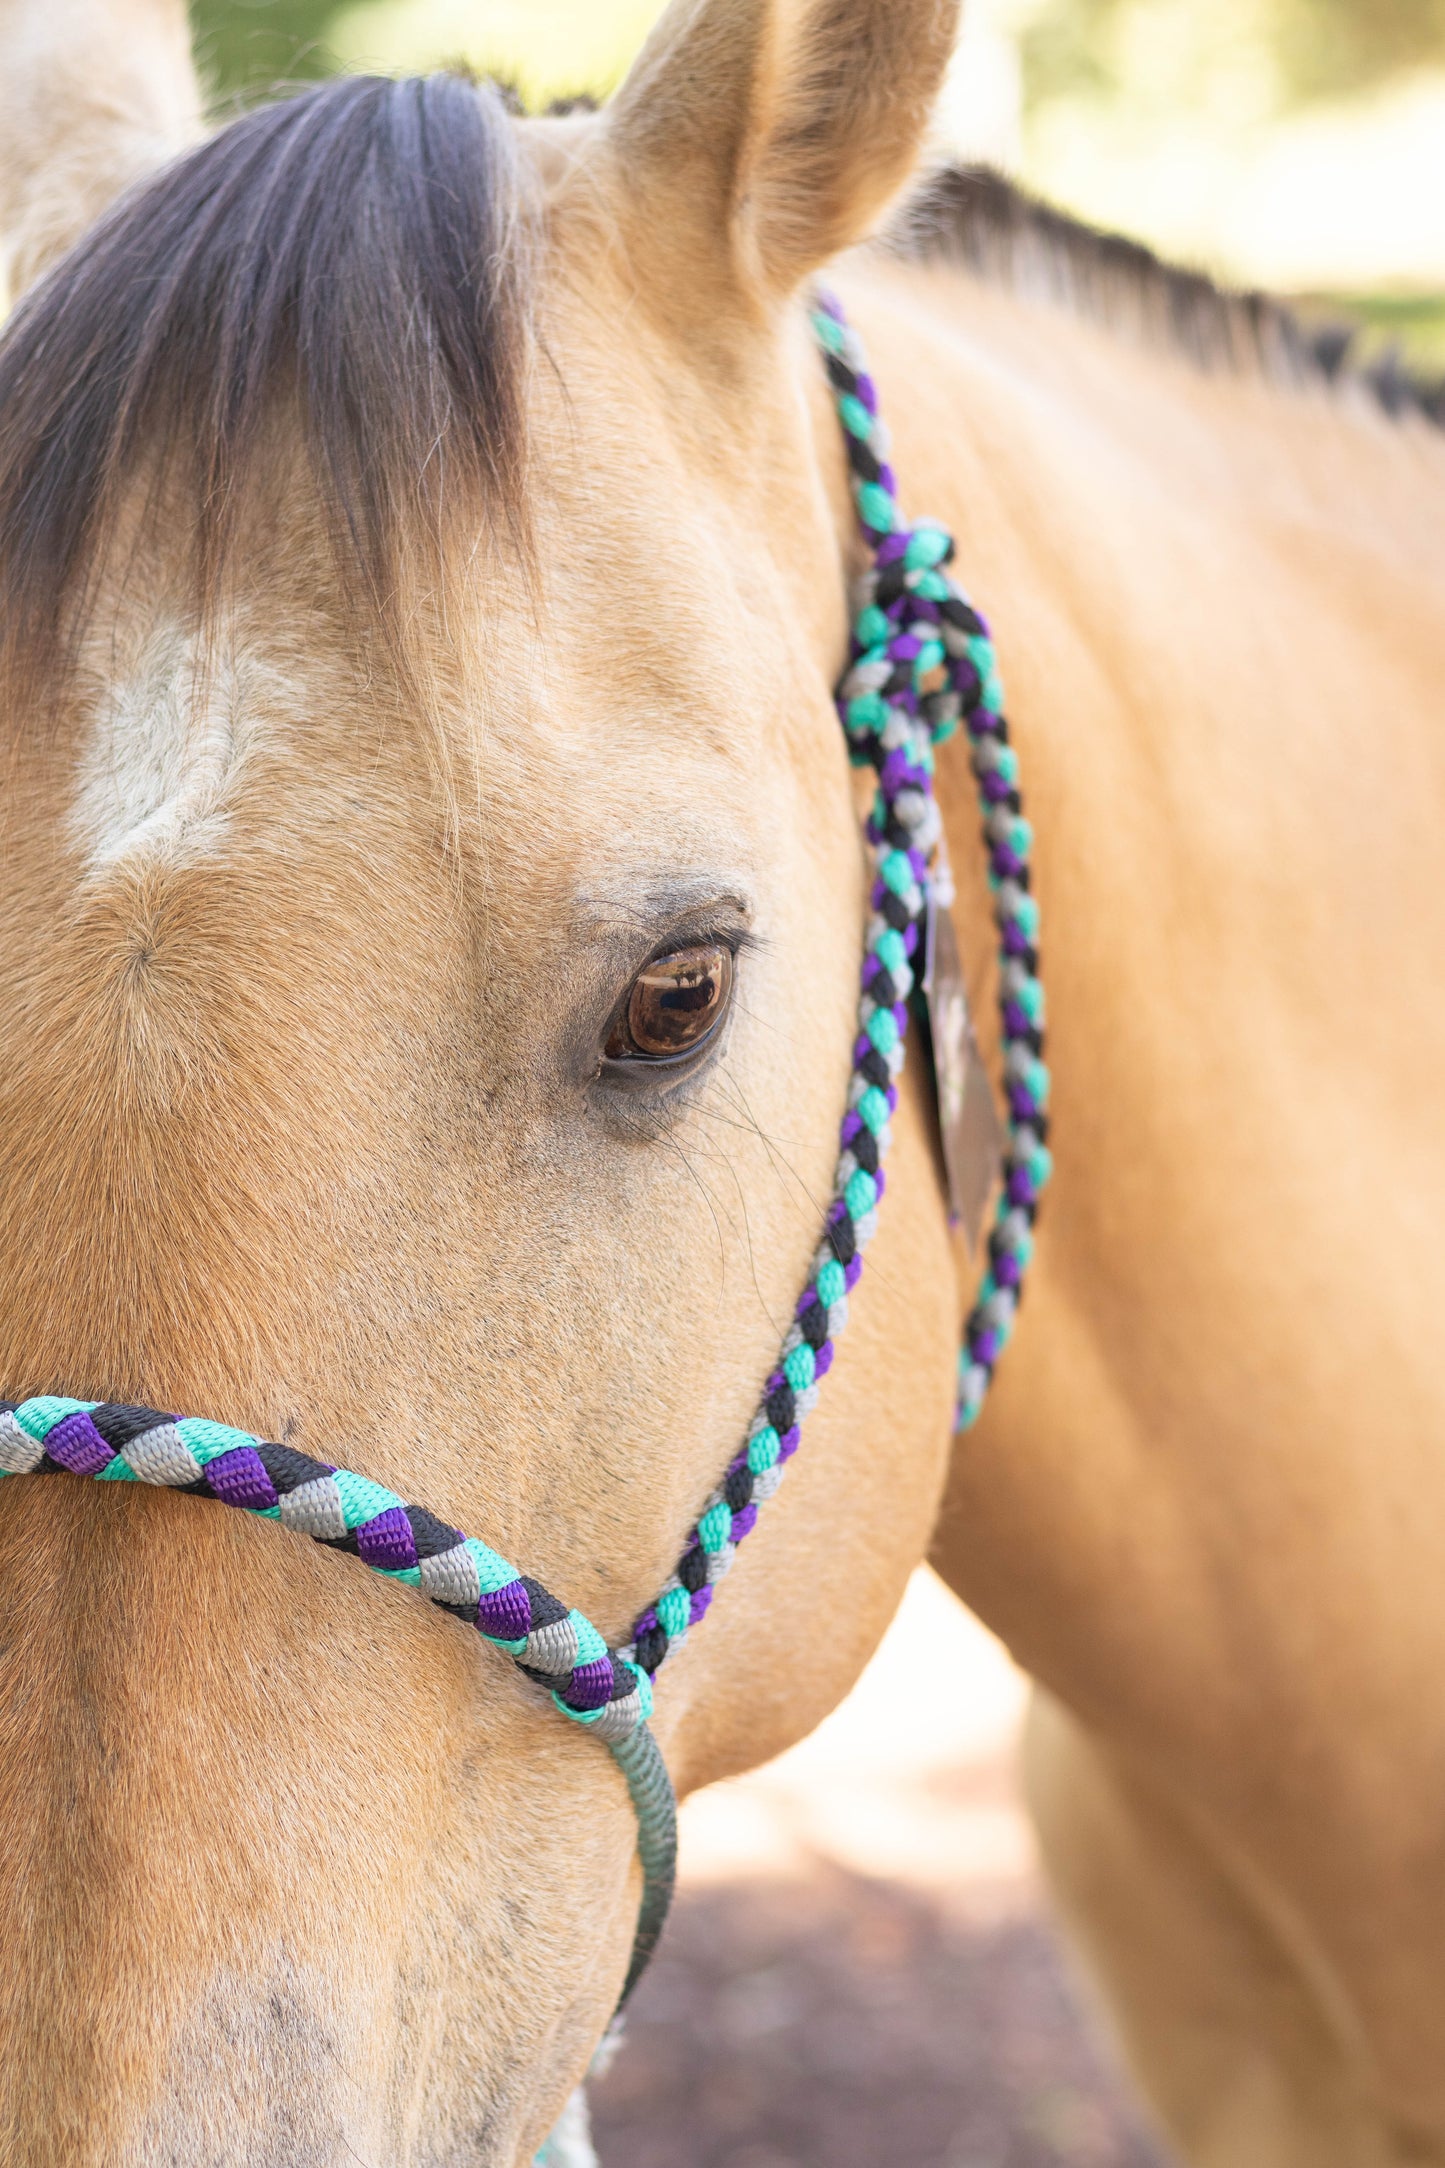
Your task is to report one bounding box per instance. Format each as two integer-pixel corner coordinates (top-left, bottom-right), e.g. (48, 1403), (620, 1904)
(0, 83), (1431, 711)
(890, 162), (1445, 432)
(0, 72), (532, 698)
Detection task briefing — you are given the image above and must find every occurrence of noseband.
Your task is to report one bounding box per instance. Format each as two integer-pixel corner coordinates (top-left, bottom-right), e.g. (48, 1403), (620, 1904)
(0, 299), (1048, 2071)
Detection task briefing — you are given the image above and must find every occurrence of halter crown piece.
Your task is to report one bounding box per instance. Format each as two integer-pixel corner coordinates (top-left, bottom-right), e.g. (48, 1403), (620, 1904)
(0, 299), (1048, 2120)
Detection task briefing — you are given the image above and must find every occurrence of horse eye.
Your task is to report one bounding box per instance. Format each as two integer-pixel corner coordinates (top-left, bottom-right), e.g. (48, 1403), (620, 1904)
(605, 944), (735, 1064)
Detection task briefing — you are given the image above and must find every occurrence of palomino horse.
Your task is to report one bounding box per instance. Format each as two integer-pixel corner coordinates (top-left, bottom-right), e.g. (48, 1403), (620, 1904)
(1, 1), (1443, 2164)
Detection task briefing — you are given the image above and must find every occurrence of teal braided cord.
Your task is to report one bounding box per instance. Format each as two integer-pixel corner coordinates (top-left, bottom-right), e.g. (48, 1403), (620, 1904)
(607, 1725), (678, 2006)
(532, 1729), (676, 2164)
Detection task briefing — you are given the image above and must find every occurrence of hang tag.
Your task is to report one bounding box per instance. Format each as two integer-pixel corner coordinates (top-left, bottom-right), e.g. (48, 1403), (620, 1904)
(919, 852), (1005, 1254)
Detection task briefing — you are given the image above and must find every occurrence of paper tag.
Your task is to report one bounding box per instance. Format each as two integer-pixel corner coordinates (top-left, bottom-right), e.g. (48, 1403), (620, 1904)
(919, 851), (1005, 1254)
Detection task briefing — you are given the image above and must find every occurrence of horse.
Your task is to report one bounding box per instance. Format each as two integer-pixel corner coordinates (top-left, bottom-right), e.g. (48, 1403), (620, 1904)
(1, 0), (1442, 2162)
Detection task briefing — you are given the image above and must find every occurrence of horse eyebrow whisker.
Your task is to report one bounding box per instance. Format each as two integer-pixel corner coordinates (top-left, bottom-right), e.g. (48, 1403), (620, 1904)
(708, 1070), (833, 1231)
(614, 1106), (732, 1291)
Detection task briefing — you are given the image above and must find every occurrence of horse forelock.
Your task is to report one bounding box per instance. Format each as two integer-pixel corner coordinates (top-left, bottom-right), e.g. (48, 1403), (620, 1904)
(0, 70), (535, 719)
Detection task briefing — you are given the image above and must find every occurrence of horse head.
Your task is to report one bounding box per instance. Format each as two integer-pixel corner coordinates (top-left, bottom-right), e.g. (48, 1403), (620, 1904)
(0, 2), (965, 2158)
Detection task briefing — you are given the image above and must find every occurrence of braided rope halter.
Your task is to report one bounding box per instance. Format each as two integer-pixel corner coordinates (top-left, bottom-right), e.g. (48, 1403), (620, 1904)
(0, 299), (1048, 2126)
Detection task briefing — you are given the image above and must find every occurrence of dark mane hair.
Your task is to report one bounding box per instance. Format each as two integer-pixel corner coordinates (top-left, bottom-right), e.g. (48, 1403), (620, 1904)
(0, 71), (531, 693)
(891, 163), (1445, 432)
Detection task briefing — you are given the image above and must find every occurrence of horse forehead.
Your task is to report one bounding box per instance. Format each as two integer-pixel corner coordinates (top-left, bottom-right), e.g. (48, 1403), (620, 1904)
(60, 417), (824, 885)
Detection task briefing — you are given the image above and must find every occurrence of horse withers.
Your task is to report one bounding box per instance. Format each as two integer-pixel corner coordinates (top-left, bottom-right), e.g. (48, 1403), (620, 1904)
(3, 0), (1445, 2163)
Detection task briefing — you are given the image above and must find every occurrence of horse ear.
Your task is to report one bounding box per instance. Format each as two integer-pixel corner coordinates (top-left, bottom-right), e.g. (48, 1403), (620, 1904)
(605, 0), (960, 300)
(0, 0), (201, 303)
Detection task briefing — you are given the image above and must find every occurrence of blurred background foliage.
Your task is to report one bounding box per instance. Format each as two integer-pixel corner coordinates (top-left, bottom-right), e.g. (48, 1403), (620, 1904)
(1023, 0), (1445, 109)
(190, 0), (338, 102)
(188, 0), (660, 104)
(187, 0), (1445, 360)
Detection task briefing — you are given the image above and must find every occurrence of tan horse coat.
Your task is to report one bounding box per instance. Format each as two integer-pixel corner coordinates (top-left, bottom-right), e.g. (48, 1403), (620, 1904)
(908, 258), (1445, 2160)
(1, 0), (1443, 2162)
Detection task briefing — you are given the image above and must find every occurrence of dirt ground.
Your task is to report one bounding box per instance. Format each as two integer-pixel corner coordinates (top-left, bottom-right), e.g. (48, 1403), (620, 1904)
(592, 1870), (1165, 2168)
(590, 1573), (1168, 2168)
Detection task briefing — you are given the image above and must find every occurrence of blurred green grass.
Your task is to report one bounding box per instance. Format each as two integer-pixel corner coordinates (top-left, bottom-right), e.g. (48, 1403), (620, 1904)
(188, 0), (663, 105)
(1341, 292), (1445, 367)
(1305, 291), (1445, 371)
(190, 0), (342, 102)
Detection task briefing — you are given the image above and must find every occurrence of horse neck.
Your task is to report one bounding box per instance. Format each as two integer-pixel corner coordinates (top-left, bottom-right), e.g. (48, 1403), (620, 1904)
(845, 255), (1445, 1762)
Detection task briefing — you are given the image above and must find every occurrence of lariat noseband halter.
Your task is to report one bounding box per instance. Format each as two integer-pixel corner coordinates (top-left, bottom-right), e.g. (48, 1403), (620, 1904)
(0, 300), (1048, 2040)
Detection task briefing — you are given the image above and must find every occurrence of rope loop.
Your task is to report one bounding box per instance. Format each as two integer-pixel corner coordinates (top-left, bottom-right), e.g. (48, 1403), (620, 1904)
(621, 296), (1054, 1681)
(813, 290), (1052, 1428)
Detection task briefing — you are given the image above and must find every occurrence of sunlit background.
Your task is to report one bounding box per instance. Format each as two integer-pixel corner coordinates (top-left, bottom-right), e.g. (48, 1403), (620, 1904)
(181, 5), (1441, 2159)
(191, 0), (1445, 365)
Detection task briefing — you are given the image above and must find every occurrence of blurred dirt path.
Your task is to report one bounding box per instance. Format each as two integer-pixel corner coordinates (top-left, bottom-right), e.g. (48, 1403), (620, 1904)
(591, 1570), (1167, 2168)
